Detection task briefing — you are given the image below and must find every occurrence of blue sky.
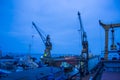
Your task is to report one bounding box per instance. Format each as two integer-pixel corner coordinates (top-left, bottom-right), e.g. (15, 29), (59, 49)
(0, 0), (120, 55)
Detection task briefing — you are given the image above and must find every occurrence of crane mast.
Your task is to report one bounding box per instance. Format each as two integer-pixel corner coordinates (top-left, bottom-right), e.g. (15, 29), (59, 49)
(32, 22), (52, 58)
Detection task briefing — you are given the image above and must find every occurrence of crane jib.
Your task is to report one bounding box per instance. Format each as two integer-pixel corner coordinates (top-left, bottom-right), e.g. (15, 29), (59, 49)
(32, 22), (46, 44)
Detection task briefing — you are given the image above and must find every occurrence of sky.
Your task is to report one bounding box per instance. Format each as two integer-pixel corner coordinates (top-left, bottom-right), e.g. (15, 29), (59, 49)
(0, 0), (120, 55)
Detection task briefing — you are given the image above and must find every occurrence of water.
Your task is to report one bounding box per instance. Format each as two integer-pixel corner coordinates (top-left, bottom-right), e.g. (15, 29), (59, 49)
(88, 57), (100, 71)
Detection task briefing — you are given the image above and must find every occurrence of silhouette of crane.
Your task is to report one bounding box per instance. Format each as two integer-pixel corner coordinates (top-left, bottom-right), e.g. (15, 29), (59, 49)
(78, 11), (89, 77)
(32, 22), (52, 58)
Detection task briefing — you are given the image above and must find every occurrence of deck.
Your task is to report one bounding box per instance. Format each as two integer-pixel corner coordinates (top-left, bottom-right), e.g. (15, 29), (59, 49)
(101, 72), (120, 80)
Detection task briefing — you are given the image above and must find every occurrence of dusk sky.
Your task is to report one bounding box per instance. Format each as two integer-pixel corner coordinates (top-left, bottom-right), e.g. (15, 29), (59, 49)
(0, 0), (120, 55)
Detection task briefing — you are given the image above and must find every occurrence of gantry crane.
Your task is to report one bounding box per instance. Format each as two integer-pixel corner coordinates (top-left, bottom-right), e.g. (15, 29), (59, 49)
(78, 11), (89, 76)
(32, 22), (52, 58)
(99, 20), (120, 60)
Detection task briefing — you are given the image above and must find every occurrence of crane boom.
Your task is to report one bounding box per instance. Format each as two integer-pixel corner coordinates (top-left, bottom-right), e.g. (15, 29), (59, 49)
(78, 12), (84, 42)
(32, 22), (46, 44)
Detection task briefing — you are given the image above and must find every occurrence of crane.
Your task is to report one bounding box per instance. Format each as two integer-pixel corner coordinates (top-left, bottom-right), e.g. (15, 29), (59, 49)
(78, 11), (89, 77)
(32, 22), (52, 58)
(78, 11), (89, 60)
(99, 20), (120, 60)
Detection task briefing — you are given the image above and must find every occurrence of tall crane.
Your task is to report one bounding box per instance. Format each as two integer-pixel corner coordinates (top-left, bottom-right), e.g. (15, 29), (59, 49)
(32, 22), (52, 58)
(78, 11), (89, 77)
(99, 20), (120, 60)
(78, 11), (89, 60)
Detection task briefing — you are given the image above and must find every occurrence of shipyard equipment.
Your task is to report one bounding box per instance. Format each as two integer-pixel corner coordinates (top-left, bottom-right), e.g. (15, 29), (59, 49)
(99, 20), (120, 60)
(32, 22), (52, 58)
(110, 28), (117, 50)
(78, 11), (89, 77)
(117, 43), (120, 51)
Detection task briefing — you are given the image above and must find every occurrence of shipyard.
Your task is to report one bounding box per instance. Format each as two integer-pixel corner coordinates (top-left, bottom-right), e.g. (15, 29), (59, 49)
(0, 0), (120, 80)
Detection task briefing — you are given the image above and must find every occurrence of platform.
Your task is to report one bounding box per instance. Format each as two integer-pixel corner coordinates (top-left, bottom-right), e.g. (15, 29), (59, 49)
(101, 72), (120, 80)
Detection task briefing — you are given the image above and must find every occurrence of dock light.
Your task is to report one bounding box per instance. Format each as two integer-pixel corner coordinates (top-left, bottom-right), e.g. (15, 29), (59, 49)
(41, 56), (43, 58)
